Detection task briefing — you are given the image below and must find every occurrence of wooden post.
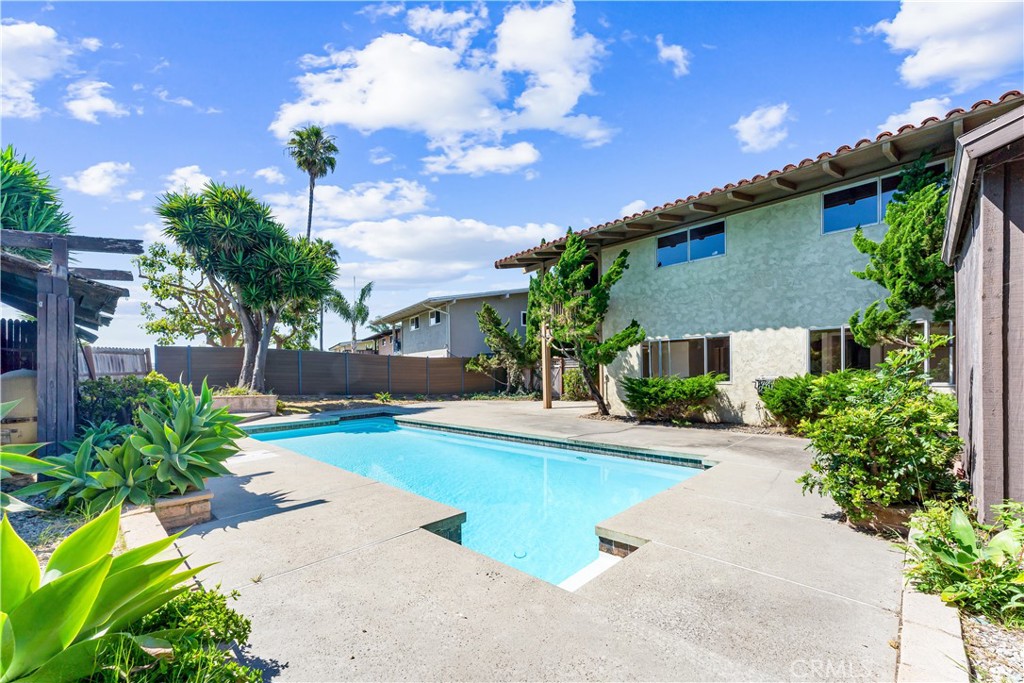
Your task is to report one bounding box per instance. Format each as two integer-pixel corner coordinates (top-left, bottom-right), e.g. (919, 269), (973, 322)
(35, 271), (75, 455)
(541, 321), (552, 409)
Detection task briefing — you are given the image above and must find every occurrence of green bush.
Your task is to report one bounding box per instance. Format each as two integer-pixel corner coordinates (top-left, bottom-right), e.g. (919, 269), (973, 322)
(797, 340), (963, 521)
(374, 391), (392, 404)
(213, 384), (259, 396)
(905, 501), (1024, 627)
(806, 369), (867, 417)
(89, 587), (262, 683)
(61, 419), (134, 453)
(759, 375), (815, 430)
(78, 372), (173, 426)
(0, 505), (204, 683)
(561, 368), (590, 401)
(622, 374), (723, 422)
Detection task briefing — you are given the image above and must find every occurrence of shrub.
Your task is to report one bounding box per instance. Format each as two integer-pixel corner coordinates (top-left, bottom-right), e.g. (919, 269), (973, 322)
(905, 501), (1024, 627)
(561, 368), (590, 401)
(0, 505), (204, 683)
(759, 374), (815, 430)
(622, 374), (723, 422)
(61, 419), (134, 453)
(806, 369), (867, 417)
(78, 372), (173, 426)
(374, 391), (392, 404)
(89, 587), (261, 683)
(797, 340), (963, 521)
(214, 384), (259, 396)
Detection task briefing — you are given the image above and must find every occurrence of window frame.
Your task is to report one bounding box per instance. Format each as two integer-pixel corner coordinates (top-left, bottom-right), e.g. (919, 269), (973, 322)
(428, 310), (442, 326)
(520, 311), (527, 327)
(409, 316), (420, 331)
(656, 219), (727, 269)
(805, 320), (954, 385)
(821, 160), (949, 236)
(641, 335), (731, 383)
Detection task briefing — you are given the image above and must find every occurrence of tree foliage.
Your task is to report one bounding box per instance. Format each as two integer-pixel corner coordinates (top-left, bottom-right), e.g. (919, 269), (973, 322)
(327, 281), (374, 352)
(531, 231), (645, 415)
(0, 145), (72, 262)
(156, 183), (337, 391)
(466, 302), (538, 393)
(286, 125), (339, 240)
(849, 155), (953, 346)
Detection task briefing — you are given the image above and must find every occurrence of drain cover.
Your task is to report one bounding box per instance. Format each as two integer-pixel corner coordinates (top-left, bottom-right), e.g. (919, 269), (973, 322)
(514, 550), (527, 559)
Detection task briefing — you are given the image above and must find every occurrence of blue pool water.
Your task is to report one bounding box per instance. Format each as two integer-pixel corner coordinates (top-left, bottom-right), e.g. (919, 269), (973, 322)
(251, 418), (699, 584)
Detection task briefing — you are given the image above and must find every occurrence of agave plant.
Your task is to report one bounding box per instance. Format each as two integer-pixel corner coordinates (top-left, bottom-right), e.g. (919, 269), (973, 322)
(130, 380), (244, 494)
(0, 401), (56, 513)
(0, 505), (209, 682)
(11, 438), (98, 506)
(75, 442), (170, 515)
(60, 419), (133, 453)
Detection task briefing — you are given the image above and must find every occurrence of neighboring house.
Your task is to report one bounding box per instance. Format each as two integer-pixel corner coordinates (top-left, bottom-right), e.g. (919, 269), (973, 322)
(497, 90), (1022, 424)
(378, 288), (529, 358)
(942, 104), (1024, 521)
(329, 329), (401, 355)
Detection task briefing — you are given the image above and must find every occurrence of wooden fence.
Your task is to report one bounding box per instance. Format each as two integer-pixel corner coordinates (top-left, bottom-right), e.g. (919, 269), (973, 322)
(154, 346), (499, 396)
(0, 319), (36, 373)
(79, 347), (152, 380)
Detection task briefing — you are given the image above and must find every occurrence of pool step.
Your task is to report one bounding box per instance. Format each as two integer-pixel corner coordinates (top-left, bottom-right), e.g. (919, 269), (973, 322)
(558, 553), (621, 592)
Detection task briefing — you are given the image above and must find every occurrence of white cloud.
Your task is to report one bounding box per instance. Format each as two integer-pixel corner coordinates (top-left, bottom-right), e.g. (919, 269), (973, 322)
(358, 2), (405, 20)
(730, 103), (791, 153)
(64, 80), (128, 123)
(62, 161), (134, 197)
(270, 0), (609, 175)
(254, 166), (287, 185)
(655, 35), (690, 77)
(620, 199), (647, 216)
(406, 4), (487, 53)
(369, 146), (394, 165)
(871, 1), (1024, 92)
(125, 190), (146, 201)
(163, 165), (212, 193)
(80, 37), (102, 51)
(878, 97), (952, 133)
(154, 87), (220, 114)
(422, 141), (540, 176)
(318, 215), (564, 286)
(134, 221), (166, 245)
(151, 58), (170, 73)
(267, 178), (431, 231)
(0, 20), (74, 118)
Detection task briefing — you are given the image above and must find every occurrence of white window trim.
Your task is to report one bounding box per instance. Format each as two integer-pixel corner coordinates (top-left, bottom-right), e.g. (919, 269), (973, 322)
(428, 310), (442, 326)
(805, 321), (954, 385)
(642, 335), (732, 383)
(655, 219), (727, 269)
(520, 311), (528, 326)
(821, 159), (950, 236)
(409, 316), (420, 331)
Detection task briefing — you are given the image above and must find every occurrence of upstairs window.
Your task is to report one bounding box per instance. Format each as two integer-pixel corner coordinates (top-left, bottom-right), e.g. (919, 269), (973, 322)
(656, 221), (725, 268)
(429, 310), (442, 326)
(520, 311), (527, 326)
(410, 316), (420, 331)
(823, 163), (946, 234)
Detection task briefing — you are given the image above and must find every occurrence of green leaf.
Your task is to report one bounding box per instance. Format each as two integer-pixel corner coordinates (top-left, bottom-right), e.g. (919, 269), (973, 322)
(82, 557), (184, 633)
(5, 555), (112, 681)
(0, 452), (56, 475)
(1, 515), (39, 613)
(948, 508), (979, 555)
(43, 505), (120, 584)
(108, 532), (183, 576)
(16, 633), (135, 683)
(1, 611), (12, 675)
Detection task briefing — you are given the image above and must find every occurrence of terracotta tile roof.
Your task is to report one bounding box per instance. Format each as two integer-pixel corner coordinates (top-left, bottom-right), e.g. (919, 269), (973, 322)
(495, 90), (1023, 268)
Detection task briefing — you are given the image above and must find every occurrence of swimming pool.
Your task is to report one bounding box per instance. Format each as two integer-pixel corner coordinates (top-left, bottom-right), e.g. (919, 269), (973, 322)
(251, 417), (700, 584)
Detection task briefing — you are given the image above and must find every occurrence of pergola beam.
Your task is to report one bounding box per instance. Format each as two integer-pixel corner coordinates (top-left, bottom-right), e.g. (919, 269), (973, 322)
(0, 230), (144, 255)
(70, 268), (134, 281)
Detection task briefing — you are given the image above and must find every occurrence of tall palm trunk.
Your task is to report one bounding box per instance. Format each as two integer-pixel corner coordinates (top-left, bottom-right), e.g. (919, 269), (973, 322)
(305, 173), (315, 241)
(350, 319), (357, 353)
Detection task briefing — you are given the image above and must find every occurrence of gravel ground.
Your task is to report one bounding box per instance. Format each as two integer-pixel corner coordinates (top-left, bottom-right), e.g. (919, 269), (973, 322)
(963, 614), (1024, 682)
(4, 493), (88, 569)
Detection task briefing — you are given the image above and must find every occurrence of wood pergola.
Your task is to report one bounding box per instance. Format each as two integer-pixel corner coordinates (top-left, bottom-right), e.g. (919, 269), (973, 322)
(0, 230), (142, 452)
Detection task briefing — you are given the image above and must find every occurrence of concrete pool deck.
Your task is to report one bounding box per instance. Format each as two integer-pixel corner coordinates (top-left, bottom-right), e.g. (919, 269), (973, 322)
(176, 401), (905, 681)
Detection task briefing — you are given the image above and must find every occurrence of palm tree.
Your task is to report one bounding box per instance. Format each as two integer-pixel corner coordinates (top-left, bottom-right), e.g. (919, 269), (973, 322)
(328, 281), (374, 352)
(285, 125), (339, 240)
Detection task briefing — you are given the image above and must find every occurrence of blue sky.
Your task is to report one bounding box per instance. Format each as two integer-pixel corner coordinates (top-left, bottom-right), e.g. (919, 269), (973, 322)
(2, 1), (1022, 349)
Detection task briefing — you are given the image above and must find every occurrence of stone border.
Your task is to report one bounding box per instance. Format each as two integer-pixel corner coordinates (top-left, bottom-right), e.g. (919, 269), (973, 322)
(896, 555), (969, 682)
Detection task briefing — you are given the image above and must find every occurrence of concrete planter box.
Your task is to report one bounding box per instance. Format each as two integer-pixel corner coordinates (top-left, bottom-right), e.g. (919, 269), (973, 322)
(211, 394), (277, 415)
(153, 489), (213, 530)
(848, 503), (918, 536)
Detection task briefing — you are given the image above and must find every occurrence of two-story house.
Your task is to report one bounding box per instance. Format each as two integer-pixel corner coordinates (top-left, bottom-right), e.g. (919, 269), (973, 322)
(378, 288), (529, 358)
(496, 91), (1022, 424)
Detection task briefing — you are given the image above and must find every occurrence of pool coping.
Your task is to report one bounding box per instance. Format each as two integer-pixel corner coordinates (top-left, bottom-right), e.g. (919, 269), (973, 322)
(243, 411), (712, 471)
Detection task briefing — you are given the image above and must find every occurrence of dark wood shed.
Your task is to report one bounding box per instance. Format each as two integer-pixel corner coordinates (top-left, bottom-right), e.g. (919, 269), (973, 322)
(943, 105), (1024, 521)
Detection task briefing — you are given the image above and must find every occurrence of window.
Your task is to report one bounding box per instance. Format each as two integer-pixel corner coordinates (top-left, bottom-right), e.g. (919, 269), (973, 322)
(641, 336), (730, 381)
(808, 321), (953, 384)
(823, 163), (947, 234)
(520, 311), (527, 326)
(429, 310), (442, 326)
(656, 221), (725, 268)
(410, 316), (420, 331)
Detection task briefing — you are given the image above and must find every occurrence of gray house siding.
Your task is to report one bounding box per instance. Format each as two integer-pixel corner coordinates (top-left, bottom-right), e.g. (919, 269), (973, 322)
(400, 312), (448, 357)
(395, 292), (529, 358)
